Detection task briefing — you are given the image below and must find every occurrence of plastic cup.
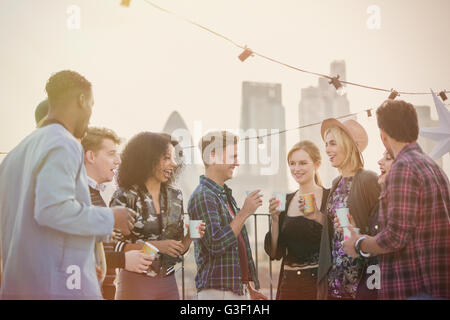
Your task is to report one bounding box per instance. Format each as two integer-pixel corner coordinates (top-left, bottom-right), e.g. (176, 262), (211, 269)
(189, 220), (203, 239)
(343, 227), (360, 240)
(299, 193), (316, 214)
(336, 208), (350, 227)
(272, 192), (286, 211)
(142, 242), (159, 256)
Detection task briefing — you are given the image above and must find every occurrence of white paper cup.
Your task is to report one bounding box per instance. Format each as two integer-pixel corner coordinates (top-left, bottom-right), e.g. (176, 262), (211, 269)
(189, 220), (203, 239)
(272, 192), (286, 211)
(336, 208), (350, 227)
(343, 227), (360, 240)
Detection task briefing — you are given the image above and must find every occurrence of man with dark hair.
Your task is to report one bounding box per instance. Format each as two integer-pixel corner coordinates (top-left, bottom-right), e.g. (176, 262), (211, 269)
(81, 127), (153, 300)
(188, 131), (268, 300)
(343, 100), (450, 300)
(0, 70), (136, 299)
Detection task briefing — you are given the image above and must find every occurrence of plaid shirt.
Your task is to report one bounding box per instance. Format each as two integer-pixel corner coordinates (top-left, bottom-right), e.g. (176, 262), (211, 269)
(376, 143), (450, 299)
(188, 175), (260, 295)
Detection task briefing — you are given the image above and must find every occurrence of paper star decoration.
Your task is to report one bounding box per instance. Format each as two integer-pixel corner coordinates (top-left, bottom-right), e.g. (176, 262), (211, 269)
(419, 90), (450, 160)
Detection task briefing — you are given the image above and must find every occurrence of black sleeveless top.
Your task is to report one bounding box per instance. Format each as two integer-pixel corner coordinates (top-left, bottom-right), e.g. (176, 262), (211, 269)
(279, 189), (330, 266)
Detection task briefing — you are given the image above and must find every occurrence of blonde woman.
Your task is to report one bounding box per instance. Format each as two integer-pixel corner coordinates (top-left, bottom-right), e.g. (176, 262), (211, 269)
(317, 119), (380, 300)
(264, 141), (330, 300)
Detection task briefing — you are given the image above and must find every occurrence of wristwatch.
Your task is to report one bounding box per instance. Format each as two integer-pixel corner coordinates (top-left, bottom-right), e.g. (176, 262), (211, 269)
(355, 236), (371, 258)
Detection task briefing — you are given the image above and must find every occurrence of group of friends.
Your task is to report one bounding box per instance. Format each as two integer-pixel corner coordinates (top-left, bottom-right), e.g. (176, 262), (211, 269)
(0, 70), (449, 300)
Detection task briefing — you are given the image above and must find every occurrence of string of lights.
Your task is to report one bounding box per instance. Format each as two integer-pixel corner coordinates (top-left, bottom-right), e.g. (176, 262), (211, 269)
(2, 1), (448, 155)
(134, 0), (449, 99)
(181, 110), (363, 150)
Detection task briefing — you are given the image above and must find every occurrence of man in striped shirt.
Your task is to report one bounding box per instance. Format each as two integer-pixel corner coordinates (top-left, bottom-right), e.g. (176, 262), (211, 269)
(82, 127), (154, 299)
(343, 100), (450, 300)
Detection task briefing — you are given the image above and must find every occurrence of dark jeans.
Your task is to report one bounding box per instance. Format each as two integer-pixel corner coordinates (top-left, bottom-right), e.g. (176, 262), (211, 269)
(278, 267), (318, 300)
(355, 262), (379, 300)
(115, 269), (180, 300)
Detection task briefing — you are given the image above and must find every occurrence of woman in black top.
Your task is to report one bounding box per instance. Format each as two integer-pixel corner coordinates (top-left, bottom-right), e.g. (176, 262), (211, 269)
(264, 141), (330, 300)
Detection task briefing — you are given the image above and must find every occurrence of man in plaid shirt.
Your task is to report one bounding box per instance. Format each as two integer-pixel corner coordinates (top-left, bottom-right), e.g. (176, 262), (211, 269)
(344, 100), (450, 299)
(188, 131), (267, 300)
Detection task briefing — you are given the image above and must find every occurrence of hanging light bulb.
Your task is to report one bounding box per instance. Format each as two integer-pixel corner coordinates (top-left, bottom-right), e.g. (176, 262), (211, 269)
(388, 89), (399, 100)
(329, 75), (346, 96)
(238, 47), (253, 62)
(120, 0), (131, 7)
(257, 136), (265, 149)
(439, 91), (448, 102)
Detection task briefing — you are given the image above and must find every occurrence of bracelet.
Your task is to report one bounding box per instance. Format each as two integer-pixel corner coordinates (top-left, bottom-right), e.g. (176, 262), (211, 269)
(355, 236), (371, 258)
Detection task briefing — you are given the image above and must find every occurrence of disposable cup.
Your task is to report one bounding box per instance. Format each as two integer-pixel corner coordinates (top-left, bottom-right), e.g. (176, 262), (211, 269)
(189, 220), (203, 239)
(343, 227), (360, 240)
(299, 193), (316, 214)
(272, 192), (286, 211)
(142, 242), (159, 256)
(336, 208), (350, 227)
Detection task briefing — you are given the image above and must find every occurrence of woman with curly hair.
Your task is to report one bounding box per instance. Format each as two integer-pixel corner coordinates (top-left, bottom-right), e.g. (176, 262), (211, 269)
(111, 132), (205, 300)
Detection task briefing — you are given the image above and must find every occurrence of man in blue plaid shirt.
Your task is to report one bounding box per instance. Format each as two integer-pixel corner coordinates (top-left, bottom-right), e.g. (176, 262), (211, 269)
(188, 131), (268, 300)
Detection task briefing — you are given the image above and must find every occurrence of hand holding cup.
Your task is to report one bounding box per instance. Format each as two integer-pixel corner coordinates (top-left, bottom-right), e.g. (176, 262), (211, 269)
(268, 197), (281, 220)
(242, 190), (263, 217)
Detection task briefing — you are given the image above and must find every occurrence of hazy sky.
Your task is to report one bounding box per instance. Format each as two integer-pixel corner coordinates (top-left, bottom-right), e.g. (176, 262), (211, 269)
(1, 0), (449, 186)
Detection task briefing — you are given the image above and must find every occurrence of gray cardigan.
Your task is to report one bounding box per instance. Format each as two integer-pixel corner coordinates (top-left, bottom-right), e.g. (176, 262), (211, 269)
(0, 124), (114, 299)
(317, 169), (380, 300)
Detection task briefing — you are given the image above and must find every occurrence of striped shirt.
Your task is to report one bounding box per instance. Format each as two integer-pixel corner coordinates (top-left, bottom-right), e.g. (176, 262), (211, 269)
(188, 175), (260, 296)
(376, 143), (450, 299)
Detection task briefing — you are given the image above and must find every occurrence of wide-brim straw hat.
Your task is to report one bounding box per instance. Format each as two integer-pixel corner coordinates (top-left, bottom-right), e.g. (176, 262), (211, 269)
(321, 118), (368, 153)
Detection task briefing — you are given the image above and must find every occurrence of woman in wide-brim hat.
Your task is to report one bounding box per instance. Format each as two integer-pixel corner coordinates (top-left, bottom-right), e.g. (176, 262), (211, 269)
(316, 118), (380, 300)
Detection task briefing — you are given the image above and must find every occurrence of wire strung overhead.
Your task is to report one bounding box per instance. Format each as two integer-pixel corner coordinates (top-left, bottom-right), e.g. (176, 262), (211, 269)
(133, 0), (449, 99)
(181, 110), (363, 150)
(1, 1), (447, 155)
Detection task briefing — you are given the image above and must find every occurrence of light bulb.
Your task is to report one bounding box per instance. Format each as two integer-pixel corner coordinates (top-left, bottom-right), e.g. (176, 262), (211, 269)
(336, 85), (347, 96)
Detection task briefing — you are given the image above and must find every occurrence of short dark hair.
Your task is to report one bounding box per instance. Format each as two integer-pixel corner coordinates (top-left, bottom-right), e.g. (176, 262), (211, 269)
(117, 132), (183, 189)
(45, 70), (92, 106)
(198, 131), (239, 166)
(81, 127), (122, 153)
(376, 99), (419, 143)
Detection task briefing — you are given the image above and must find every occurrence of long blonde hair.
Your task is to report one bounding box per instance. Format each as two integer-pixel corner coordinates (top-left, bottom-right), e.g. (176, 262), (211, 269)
(287, 140), (323, 187)
(324, 126), (364, 173)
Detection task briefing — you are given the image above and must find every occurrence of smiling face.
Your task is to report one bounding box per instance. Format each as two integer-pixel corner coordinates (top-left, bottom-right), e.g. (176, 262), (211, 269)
(216, 143), (239, 182)
(85, 138), (121, 185)
(325, 131), (346, 169)
(288, 149), (317, 185)
(377, 150), (394, 185)
(153, 143), (177, 184)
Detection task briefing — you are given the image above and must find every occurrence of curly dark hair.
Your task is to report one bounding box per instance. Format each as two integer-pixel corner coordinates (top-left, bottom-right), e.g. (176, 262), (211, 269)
(117, 132), (184, 189)
(45, 70), (92, 105)
(376, 99), (419, 143)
